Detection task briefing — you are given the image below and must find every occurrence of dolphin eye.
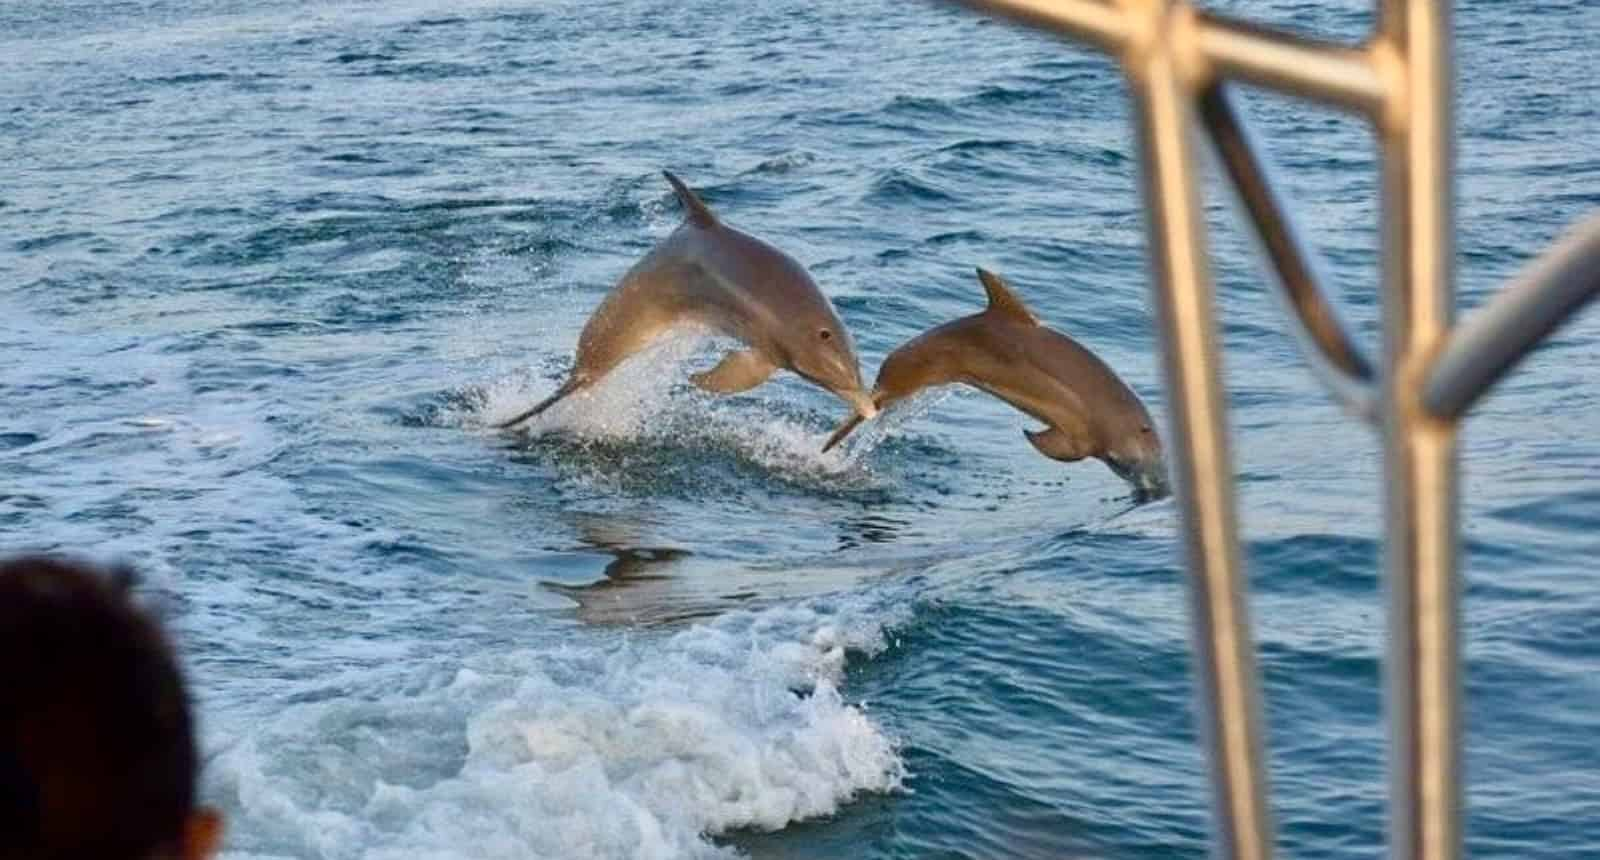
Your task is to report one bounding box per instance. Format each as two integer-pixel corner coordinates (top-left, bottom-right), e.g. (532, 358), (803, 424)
(818, 328), (833, 341)
(1140, 425), (1152, 434)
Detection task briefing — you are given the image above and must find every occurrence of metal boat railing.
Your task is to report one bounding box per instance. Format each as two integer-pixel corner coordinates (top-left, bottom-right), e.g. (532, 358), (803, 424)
(943, 2), (1600, 858)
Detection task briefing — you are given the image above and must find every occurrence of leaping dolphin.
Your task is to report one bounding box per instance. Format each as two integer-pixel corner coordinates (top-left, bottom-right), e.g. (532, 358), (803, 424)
(496, 171), (876, 428)
(825, 267), (1169, 498)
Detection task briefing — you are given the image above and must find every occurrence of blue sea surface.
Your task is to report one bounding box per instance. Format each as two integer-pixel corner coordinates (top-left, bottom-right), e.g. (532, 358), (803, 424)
(3, 1), (1598, 858)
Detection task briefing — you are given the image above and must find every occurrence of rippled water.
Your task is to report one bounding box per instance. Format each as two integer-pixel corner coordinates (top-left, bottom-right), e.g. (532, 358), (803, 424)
(4, 0), (1599, 857)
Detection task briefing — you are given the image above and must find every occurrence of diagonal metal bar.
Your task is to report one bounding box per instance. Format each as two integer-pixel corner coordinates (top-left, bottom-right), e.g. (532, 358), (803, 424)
(1194, 10), (1386, 115)
(1197, 83), (1378, 418)
(1127, 11), (1274, 860)
(954, 1), (1384, 115)
(1423, 213), (1600, 422)
(954, 0), (1129, 51)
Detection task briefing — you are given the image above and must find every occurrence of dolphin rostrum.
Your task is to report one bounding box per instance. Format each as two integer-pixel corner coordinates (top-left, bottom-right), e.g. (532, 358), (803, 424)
(495, 171), (876, 429)
(825, 267), (1169, 497)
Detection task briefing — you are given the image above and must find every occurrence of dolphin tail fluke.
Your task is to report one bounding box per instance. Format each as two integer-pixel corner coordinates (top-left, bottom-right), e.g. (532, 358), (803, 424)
(662, 170), (718, 229)
(494, 378), (585, 429)
(822, 413), (865, 453)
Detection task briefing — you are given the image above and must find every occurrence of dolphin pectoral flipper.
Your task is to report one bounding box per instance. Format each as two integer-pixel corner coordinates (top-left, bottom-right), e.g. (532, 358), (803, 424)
(690, 349), (776, 394)
(1024, 426), (1092, 462)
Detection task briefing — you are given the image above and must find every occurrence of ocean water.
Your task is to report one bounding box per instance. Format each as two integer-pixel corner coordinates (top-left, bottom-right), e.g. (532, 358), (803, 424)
(3, 0), (1598, 857)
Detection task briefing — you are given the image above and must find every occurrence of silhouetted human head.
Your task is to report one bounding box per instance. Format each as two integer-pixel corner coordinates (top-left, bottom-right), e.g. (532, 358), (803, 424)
(0, 555), (222, 860)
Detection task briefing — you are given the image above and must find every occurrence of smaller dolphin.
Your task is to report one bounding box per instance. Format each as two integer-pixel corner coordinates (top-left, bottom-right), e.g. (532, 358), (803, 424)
(825, 268), (1169, 498)
(496, 172), (875, 428)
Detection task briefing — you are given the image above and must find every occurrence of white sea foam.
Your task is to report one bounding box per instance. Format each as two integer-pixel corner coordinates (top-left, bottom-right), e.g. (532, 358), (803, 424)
(490, 332), (712, 441)
(209, 596), (908, 860)
(459, 335), (882, 487)
(831, 386), (958, 463)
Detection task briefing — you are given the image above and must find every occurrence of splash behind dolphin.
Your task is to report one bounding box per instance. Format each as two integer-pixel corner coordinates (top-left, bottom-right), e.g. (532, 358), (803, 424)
(826, 268), (1168, 498)
(496, 172), (874, 428)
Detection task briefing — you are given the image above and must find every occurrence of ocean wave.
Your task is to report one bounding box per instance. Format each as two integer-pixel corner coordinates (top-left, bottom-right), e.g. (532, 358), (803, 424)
(209, 595), (909, 860)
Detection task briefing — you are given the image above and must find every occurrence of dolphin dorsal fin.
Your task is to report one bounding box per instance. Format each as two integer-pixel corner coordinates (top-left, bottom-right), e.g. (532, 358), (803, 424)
(663, 170), (719, 229)
(976, 268), (1038, 324)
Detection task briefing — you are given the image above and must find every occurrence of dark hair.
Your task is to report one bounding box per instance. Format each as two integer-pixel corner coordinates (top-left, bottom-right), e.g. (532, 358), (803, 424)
(0, 555), (199, 860)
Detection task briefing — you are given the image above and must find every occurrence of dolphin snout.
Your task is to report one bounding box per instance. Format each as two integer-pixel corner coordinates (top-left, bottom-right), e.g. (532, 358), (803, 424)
(848, 390), (879, 420)
(1130, 458), (1171, 501)
(1133, 460), (1170, 500)
(1105, 452), (1171, 501)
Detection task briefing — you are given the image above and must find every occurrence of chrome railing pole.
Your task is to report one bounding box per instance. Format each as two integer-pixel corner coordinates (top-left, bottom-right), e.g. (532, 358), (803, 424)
(943, 2), (1600, 859)
(1193, 11), (1386, 114)
(1197, 84), (1378, 418)
(960, 0), (1130, 50)
(1376, 2), (1462, 858)
(1127, 7), (1273, 859)
(1423, 214), (1600, 423)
